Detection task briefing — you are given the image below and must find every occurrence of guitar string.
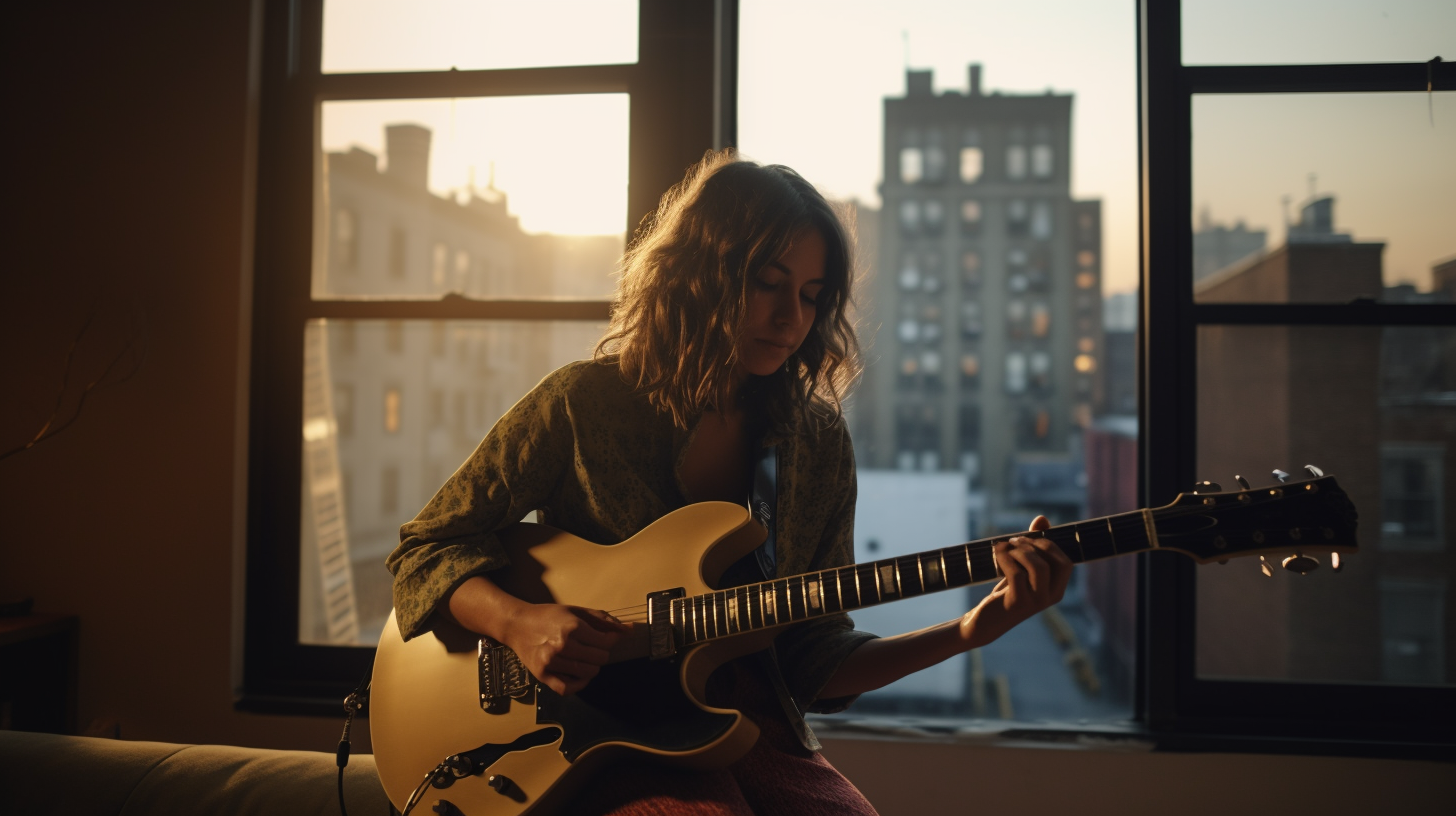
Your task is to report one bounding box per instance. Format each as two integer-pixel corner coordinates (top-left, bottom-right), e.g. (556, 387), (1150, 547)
(596, 496), (1316, 639)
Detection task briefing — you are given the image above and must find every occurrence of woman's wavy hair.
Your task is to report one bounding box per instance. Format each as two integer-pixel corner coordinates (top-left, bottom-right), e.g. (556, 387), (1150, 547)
(596, 151), (861, 431)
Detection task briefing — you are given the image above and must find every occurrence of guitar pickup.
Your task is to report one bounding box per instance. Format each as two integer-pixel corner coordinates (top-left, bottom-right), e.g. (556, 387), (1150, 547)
(647, 588), (685, 660)
(478, 636), (534, 714)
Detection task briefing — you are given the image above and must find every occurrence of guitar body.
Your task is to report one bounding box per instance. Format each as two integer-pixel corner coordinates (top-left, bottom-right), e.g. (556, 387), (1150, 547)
(371, 502), (777, 816)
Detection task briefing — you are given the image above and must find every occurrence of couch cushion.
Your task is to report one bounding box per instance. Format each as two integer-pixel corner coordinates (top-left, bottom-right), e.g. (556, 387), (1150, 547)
(0, 731), (391, 816)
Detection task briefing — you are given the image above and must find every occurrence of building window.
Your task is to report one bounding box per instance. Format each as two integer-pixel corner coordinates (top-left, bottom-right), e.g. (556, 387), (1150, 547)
(1031, 200), (1053, 239)
(383, 386), (402, 434)
(960, 200), (982, 235)
(959, 146), (983, 184)
(900, 147), (924, 184)
(335, 320), (357, 355)
(1031, 144), (1054, 179)
(1029, 349), (1051, 388)
(923, 200), (945, 234)
(385, 320), (404, 353)
(1006, 351), (1027, 393)
(1381, 443), (1444, 551)
(1380, 579), (1446, 684)
(1031, 302), (1050, 338)
(960, 353), (980, 388)
(1007, 299), (1028, 339)
(897, 319), (920, 344)
(380, 464), (399, 515)
(924, 143), (947, 183)
(960, 251), (981, 287)
(388, 226), (407, 278)
(1007, 199), (1030, 236)
(431, 242), (449, 287)
(899, 200), (921, 232)
(1006, 144), (1028, 180)
(1074, 353), (1097, 373)
(960, 301), (982, 336)
(335, 207), (359, 272)
(898, 255), (921, 291)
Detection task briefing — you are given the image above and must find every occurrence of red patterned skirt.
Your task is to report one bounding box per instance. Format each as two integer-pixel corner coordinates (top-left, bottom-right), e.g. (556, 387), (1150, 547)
(565, 660), (878, 816)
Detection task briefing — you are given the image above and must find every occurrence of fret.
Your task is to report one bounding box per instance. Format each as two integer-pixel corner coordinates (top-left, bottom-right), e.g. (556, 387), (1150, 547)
(916, 555), (926, 594)
(852, 563), (863, 607)
(749, 584), (764, 629)
(692, 595), (705, 642)
(806, 577), (822, 612)
(943, 545), (970, 587)
(1106, 518), (1119, 555)
(762, 584), (776, 625)
(832, 568), (844, 612)
(1076, 519), (1115, 562)
(775, 579), (791, 621)
(672, 598), (685, 645)
(727, 590), (741, 633)
(1072, 527), (1088, 563)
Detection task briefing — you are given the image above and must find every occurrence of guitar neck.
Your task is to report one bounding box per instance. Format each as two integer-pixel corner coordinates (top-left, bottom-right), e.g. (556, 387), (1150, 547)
(671, 508), (1157, 647)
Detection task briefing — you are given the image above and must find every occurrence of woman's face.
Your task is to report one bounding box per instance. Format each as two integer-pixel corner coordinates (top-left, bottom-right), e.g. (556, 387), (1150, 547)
(734, 227), (827, 382)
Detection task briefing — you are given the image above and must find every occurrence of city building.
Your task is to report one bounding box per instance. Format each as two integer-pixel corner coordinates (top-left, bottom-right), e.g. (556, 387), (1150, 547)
(300, 124), (622, 642)
(1194, 196), (1454, 684)
(1193, 209), (1267, 283)
(853, 65), (1104, 535)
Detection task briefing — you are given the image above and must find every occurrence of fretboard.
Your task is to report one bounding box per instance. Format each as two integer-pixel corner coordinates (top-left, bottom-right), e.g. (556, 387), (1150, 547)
(670, 509), (1154, 647)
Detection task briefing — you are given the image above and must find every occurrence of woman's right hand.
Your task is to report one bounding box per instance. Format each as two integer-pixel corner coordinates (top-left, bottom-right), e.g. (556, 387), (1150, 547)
(447, 575), (626, 696)
(500, 603), (627, 696)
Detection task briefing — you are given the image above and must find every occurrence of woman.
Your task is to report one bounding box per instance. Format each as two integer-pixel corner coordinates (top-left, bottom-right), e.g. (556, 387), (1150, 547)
(387, 151), (1071, 815)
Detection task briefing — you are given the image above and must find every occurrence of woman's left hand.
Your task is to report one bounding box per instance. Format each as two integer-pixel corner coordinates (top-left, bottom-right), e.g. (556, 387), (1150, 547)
(957, 515), (1073, 649)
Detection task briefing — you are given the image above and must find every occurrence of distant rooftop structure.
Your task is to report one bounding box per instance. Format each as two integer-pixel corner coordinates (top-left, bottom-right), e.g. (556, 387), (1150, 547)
(1287, 195), (1353, 244)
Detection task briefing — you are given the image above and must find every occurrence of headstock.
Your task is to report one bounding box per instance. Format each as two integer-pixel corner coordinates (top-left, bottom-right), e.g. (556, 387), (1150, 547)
(1153, 465), (1359, 571)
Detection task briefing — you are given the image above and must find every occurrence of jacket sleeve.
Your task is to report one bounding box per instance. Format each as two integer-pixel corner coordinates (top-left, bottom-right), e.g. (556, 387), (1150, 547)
(772, 427), (878, 714)
(386, 368), (575, 640)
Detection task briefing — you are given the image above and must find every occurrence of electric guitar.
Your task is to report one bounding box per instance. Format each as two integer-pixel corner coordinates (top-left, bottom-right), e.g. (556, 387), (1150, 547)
(371, 468), (1358, 816)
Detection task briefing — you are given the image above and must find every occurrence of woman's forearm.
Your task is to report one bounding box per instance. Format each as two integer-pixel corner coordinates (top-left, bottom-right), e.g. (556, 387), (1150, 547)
(817, 617), (973, 699)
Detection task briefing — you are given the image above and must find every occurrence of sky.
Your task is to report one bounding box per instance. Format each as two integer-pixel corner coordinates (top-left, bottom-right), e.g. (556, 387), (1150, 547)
(319, 0), (1455, 294)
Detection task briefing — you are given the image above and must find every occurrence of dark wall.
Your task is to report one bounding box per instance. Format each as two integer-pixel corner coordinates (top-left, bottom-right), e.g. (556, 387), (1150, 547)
(1, 0), (338, 749)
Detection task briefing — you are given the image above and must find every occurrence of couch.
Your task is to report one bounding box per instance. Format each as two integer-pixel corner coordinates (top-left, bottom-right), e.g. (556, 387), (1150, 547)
(0, 729), (393, 816)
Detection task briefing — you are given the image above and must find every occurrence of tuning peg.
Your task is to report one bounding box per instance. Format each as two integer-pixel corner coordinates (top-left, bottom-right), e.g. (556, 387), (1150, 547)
(1234, 475), (1251, 490)
(1281, 553), (1319, 575)
(1259, 556), (1273, 577)
(1193, 480), (1222, 494)
(1272, 469), (1290, 483)
(1303, 464), (1324, 478)
(1331, 552), (1344, 573)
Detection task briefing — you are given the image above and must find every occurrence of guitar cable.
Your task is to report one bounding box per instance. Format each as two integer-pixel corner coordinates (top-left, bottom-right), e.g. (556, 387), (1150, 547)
(337, 663), (396, 816)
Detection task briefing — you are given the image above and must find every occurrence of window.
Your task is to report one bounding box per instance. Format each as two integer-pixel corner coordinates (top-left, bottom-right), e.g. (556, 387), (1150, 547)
(898, 255), (920, 291)
(382, 386), (401, 434)
(1143, 1), (1452, 742)
(899, 200), (921, 232)
(1031, 144), (1054, 179)
(247, 0), (722, 701)
(1006, 144), (1027, 180)
(960, 200), (982, 235)
(1380, 443), (1444, 552)
(1007, 199), (1030, 236)
(960, 146), (983, 184)
(1031, 200), (1053, 239)
(334, 208), (359, 271)
(1005, 351), (1027, 393)
(900, 147), (923, 184)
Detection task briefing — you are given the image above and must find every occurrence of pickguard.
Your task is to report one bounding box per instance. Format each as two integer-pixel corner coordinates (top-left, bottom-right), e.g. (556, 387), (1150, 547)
(535, 657), (735, 763)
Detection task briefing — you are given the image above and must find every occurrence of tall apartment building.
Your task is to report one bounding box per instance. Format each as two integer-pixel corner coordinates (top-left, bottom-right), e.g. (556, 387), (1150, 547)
(301, 124), (621, 642)
(853, 65), (1104, 534)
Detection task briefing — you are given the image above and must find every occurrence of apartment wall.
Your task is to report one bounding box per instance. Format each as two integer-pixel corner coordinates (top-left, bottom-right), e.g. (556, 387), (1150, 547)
(0, 3), (1448, 814)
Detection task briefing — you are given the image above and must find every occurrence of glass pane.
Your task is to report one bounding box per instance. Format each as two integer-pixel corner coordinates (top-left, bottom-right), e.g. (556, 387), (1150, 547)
(316, 96), (628, 300)
(742, 0), (1139, 724)
(299, 318), (607, 646)
(1182, 0), (1455, 66)
(1196, 324), (1456, 685)
(322, 0), (638, 73)
(1193, 93), (1456, 303)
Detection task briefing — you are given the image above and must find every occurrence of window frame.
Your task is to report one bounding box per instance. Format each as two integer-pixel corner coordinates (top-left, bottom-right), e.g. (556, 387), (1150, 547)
(1137, 1), (1455, 746)
(241, 0), (735, 710)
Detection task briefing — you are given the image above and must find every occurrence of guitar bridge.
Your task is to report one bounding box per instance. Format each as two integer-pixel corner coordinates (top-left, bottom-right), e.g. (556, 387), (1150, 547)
(478, 636), (533, 714)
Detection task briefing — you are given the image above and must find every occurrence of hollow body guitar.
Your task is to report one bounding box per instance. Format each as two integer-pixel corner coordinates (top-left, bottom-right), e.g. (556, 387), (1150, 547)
(371, 472), (1358, 816)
